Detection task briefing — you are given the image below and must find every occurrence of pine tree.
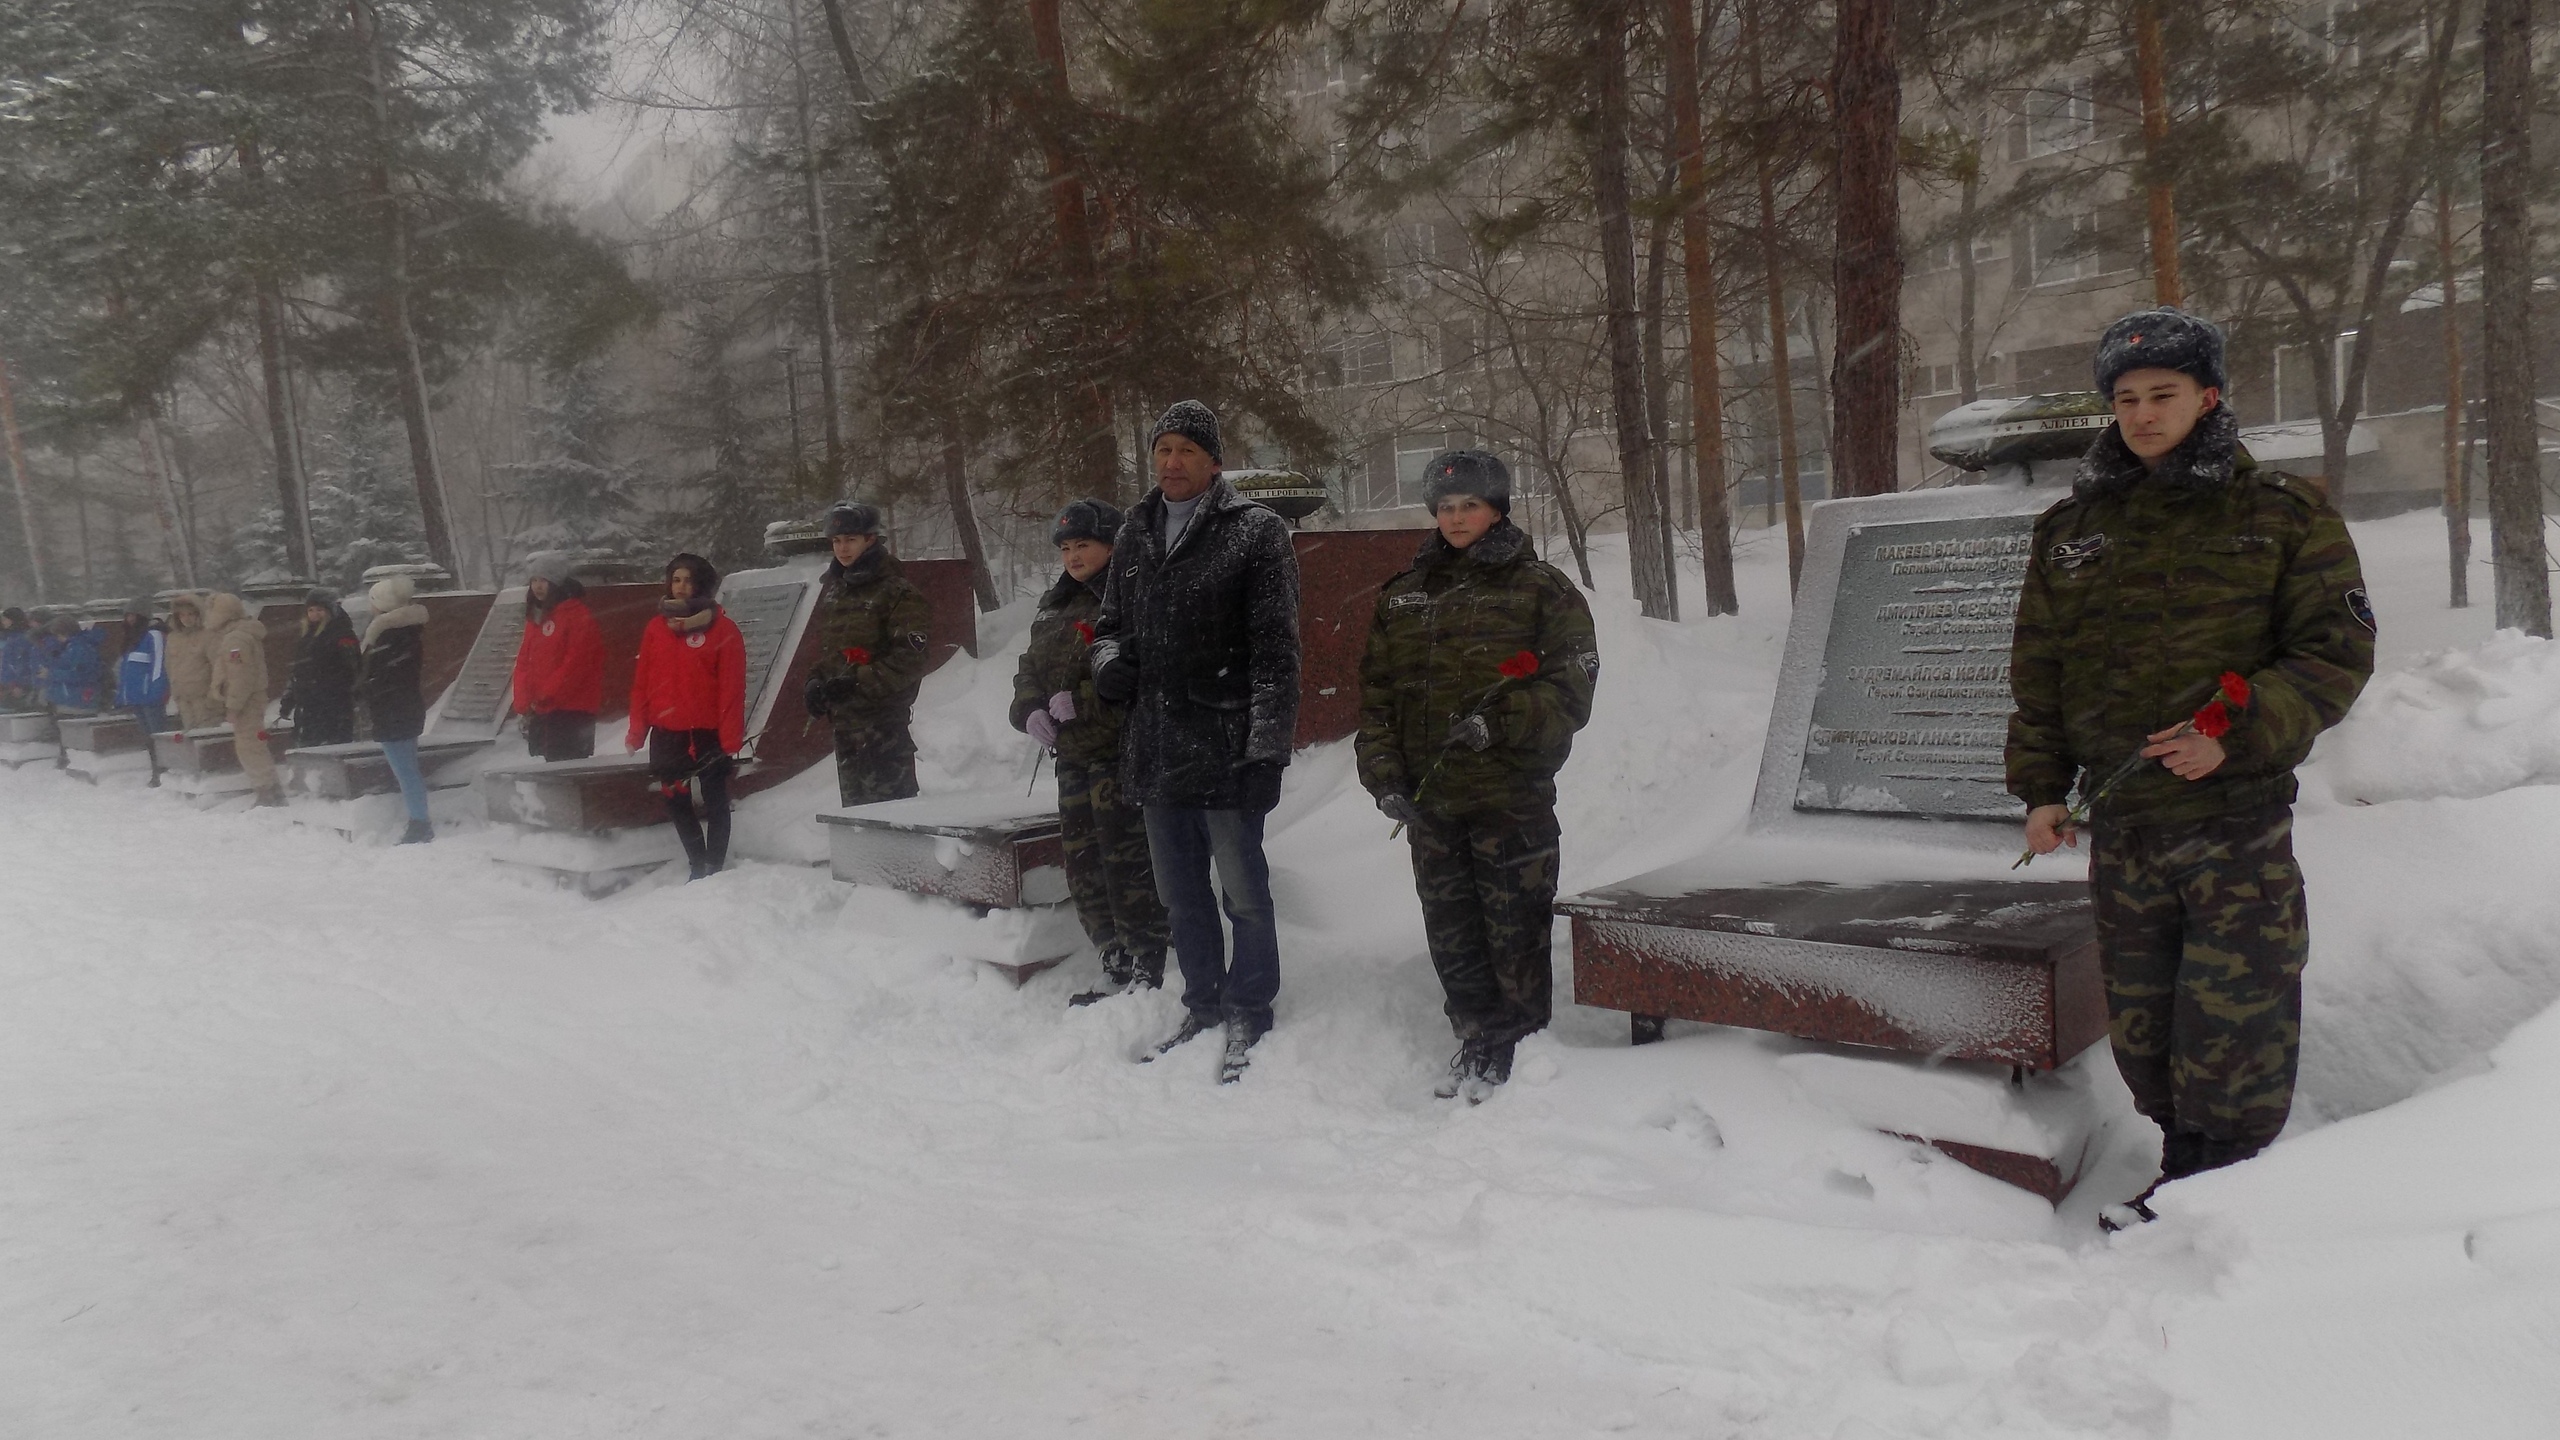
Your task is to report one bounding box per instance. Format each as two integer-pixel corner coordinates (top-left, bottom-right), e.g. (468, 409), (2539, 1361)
(305, 398), (430, 591)
(500, 363), (653, 562)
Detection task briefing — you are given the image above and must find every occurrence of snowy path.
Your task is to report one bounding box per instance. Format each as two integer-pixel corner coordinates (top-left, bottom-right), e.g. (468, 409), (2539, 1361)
(0, 769), (2182, 1437)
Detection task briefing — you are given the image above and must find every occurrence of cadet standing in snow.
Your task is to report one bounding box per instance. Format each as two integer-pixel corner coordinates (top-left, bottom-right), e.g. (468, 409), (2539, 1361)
(1358, 452), (1598, 1101)
(279, 589), (360, 747)
(801, 502), (934, 805)
(114, 600), (171, 785)
(165, 594), (220, 730)
(509, 557), (606, 761)
(2008, 308), (2375, 1212)
(203, 593), (282, 806)
(1012, 498), (1170, 1007)
(628, 553), (746, 880)
(40, 614), (104, 712)
(358, 575), (434, 843)
(1091, 400), (1301, 1080)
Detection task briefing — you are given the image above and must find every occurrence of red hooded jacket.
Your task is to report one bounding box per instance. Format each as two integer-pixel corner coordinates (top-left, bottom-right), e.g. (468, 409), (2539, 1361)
(625, 607), (747, 754)
(510, 595), (606, 716)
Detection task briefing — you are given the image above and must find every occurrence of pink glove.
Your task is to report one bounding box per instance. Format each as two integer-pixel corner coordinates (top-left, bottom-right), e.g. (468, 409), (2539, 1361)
(1048, 691), (1076, 722)
(1026, 710), (1060, 749)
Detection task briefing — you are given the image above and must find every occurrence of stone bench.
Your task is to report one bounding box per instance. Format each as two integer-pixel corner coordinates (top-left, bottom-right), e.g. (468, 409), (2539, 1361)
(0, 710), (61, 767)
(287, 737), (497, 800)
(818, 791), (1082, 984)
(57, 713), (155, 782)
(151, 723), (296, 796)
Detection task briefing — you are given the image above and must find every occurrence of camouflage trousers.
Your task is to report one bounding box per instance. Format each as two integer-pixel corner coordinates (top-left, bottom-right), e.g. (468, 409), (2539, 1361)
(1055, 757), (1168, 962)
(1405, 800), (1562, 1047)
(2089, 805), (2309, 1148)
(832, 718), (919, 806)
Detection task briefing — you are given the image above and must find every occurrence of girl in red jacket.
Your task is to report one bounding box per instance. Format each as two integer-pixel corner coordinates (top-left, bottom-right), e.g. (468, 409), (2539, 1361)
(510, 558), (607, 760)
(625, 552), (746, 879)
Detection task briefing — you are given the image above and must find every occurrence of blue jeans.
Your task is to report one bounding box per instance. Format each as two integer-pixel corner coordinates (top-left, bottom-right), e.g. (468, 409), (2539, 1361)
(1142, 805), (1280, 1027)
(379, 736), (431, 823)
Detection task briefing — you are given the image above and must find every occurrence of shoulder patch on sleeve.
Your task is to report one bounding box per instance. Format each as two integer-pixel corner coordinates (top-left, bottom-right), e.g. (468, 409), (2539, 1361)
(2345, 586), (2376, 635)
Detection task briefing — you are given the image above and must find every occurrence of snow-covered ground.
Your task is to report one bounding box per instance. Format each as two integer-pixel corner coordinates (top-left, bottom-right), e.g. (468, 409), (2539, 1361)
(4, 509), (2557, 1438)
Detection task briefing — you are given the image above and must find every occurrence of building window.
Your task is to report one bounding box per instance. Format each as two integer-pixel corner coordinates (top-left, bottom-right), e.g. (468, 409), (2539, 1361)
(1442, 316), (1484, 374)
(1916, 363), (1959, 398)
(2275, 331), (2357, 423)
(1395, 432), (1454, 507)
(2025, 75), (2096, 157)
(1323, 329), (1394, 388)
(2028, 213), (2099, 285)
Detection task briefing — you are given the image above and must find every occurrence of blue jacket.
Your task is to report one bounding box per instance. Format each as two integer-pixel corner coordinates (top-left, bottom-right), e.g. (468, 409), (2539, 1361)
(42, 629), (105, 711)
(0, 630), (36, 693)
(117, 625), (169, 708)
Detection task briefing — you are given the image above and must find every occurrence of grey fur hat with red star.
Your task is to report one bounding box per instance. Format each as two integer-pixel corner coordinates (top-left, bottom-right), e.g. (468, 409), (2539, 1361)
(2093, 307), (2227, 396)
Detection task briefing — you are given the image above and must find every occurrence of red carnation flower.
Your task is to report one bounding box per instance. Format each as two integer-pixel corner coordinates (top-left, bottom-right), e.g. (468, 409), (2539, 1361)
(1497, 650), (1540, 680)
(2190, 699), (2232, 739)
(842, 646), (872, 666)
(1072, 620), (1095, 645)
(2219, 671), (2251, 707)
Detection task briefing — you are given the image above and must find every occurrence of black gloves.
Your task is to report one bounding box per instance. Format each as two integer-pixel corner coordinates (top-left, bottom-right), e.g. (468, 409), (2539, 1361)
(1093, 656), (1139, 705)
(1238, 760), (1285, 815)
(1448, 713), (1494, 752)
(802, 673), (831, 720)
(1376, 789), (1422, 826)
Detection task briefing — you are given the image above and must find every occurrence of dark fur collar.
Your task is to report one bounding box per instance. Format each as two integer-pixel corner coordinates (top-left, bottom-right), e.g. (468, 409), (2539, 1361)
(1413, 518), (1531, 571)
(1042, 569), (1104, 608)
(2071, 403), (2241, 503)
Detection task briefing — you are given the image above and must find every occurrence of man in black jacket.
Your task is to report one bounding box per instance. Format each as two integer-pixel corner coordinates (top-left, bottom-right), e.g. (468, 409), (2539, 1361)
(1092, 400), (1302, 1078)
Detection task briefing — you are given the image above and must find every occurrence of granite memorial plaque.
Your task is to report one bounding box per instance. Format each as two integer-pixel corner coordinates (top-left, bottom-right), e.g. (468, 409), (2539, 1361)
(723, 581), (810, 723)
(434, 601), (527, 733)
(1793, 513), (2035, 820)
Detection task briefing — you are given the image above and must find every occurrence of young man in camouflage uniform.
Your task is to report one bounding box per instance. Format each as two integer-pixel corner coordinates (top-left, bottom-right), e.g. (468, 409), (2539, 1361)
(1012, 498), (1170, 1007)
(1357, 451), (1598, 1101)
(802, 502), (935, 805)
(2008, 309), (2375, 1209)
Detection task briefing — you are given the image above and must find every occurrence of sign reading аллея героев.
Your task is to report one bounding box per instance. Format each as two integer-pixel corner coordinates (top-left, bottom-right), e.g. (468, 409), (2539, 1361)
(1794, 514), (2035, 820)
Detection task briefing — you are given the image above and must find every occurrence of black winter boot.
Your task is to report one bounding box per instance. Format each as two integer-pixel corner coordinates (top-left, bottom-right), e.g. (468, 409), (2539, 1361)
(397, 819), (433, 845)
(1070, 945), (1134, 1006)
(1138, 1010), (1220, 1062)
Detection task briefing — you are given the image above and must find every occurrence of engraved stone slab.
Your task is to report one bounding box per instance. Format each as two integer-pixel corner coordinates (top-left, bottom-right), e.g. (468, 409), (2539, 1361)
(722, 581), (808, 724)
(433, 599), (527, 734)
(1794, 514), (2035, 819)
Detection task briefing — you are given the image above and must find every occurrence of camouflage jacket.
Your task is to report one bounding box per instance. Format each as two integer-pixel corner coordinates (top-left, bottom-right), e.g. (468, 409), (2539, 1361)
(1010, 571), (1123, 768)
(2005, 405), (2376, 827)
(808, 547), (934, 730)
(1357, 521), (1599, 816)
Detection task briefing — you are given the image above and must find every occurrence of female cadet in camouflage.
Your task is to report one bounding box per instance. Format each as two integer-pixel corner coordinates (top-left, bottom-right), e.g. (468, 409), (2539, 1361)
(801, 502), (935, 805)
(2008, 309), (2375, 1206)
(1012, 498), (1170, 1007)
(1357, 451), (1598, 1100)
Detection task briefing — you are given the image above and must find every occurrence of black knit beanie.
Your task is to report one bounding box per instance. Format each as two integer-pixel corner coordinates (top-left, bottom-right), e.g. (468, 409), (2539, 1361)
(1147, 400), (1222, 466)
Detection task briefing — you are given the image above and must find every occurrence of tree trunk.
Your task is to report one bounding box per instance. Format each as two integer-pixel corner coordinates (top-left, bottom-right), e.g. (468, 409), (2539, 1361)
(940, 415), (1001, 611)
(2479, 0), (2549, 636)
(0, 348), (46, 602)
(2131, 0), (2183, 307)
(1665, 0), (1737, 614)
(73, 454), (92, 594)
(1025, 0), (1118, 499)
(1827, 0), (1901, 500)
(1748, 0), (1804, 589)
(240, 140), (314, 580)
(1643, 199), (1682, 620)
(132, 409), (198, 590)
(1956, 136), (1981, 403)
(784, 0), (846, 487)
(2437, 175), (2469, 611)
(812, 0), (876, 102)
(355, 0), (460, 576)
(1589, 0), (1672, 619)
